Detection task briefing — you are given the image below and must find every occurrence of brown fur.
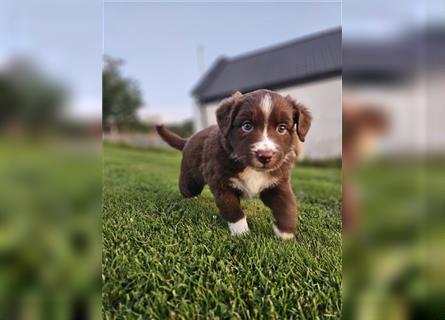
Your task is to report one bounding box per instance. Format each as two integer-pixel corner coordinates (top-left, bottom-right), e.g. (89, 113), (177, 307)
(342, 100), (388, 232)
(156, 89), (312, 237)
(156, 125), (187, 150)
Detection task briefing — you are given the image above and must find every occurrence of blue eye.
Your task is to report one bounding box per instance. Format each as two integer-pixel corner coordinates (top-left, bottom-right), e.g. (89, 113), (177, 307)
(241, 121), (253, 132)
(277, 124), (287, 134)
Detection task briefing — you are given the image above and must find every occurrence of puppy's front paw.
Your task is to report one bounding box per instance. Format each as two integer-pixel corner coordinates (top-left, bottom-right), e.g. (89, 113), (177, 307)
(273, 225), (294, 240)
(228, 217), (249, 236)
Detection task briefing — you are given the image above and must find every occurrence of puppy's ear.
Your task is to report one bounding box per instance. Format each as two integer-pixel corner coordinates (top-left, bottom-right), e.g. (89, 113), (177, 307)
(286, 95), (312, 142)
(216, 91), (242, 137)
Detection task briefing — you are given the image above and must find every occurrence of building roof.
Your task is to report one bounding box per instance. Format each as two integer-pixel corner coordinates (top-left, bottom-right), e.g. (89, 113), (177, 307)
(343, 26), (445, 84)
(192, 28), (342, 104)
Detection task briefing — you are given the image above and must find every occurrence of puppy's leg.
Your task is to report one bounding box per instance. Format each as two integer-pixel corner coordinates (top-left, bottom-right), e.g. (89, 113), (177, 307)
(179, 149), (205, 198)
(179, 170), (204, 198)
(260, 182), (297, 240)
(212, 188), (249, 236)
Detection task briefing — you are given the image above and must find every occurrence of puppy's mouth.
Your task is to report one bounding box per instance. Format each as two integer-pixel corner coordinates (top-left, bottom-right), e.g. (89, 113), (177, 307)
(230, 152), (291, 171)
(250, 150), (296, 171)
(252, 164), (274, 172)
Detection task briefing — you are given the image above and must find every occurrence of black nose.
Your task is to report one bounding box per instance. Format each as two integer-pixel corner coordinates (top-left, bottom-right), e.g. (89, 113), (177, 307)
(256, 150), (274, 164)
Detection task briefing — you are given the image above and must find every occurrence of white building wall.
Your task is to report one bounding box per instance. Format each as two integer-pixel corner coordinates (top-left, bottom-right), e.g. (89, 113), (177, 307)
(343, 73), (444, 156)
(200, 100), (220, 130)
(193, 97), (206, 132)
(199, 76), (342, 159)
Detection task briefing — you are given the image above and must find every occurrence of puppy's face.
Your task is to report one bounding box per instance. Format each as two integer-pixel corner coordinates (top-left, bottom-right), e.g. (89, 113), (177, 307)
(217, 90), (312, 170)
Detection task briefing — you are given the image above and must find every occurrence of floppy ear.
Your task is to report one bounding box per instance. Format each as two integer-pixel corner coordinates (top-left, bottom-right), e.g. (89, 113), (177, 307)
(286, 95), (312, 142)
(216, 91), (242, 137)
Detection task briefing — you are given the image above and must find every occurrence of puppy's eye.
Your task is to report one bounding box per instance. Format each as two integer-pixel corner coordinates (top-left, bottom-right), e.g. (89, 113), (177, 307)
(241, 121), (254, 132)
(277, 124), (287, 134)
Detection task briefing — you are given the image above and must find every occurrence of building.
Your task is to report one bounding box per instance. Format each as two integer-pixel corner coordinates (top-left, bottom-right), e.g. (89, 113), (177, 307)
(343, 26), (445, 155)
(191, 28), (342, 160)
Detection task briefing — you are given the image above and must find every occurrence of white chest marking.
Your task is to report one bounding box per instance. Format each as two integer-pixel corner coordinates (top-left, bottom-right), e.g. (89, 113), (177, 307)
(229, 167), (279, 198)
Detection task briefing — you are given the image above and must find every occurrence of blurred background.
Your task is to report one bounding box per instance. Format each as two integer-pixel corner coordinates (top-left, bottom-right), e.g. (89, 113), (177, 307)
(342, 0), (445, 319)
(0, 0), (101, 318)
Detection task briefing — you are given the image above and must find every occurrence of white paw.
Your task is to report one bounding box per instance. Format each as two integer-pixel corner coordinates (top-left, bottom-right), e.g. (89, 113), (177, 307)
(273, 225), (294, 240)
(228, 217), (249, 236)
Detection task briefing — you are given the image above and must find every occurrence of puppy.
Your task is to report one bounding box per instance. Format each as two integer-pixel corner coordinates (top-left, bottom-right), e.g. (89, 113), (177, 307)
(156, 89), (312, 239)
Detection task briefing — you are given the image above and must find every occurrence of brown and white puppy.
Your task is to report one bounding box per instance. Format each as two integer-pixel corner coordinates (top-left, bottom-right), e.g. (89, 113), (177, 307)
(156, 89), (312, 239)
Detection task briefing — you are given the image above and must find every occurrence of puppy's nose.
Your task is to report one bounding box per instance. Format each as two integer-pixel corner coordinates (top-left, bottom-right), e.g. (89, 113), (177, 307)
(256, 150), (274, 164)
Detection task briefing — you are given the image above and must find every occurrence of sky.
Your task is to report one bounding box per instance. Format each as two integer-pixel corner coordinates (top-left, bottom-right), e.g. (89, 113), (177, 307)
(343, 0), (445, 39)
(104, 2), (341, 123)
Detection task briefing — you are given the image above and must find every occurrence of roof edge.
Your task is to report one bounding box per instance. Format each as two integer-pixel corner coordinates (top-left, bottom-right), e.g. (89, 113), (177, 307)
(196, 69), (341, 105)
(191, 57), (228, 95)
(229, 27), (342, 63)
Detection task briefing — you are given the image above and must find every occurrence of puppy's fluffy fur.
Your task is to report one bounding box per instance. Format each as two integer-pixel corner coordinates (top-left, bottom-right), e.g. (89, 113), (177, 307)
(156, 89), (311, 238)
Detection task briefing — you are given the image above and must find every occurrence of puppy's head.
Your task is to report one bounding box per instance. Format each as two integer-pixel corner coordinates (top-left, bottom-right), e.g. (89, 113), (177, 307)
(216, 89), (312, 170)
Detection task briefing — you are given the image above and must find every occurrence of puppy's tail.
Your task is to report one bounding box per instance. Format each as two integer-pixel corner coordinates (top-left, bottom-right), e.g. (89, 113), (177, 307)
(155, 125), (187, 151)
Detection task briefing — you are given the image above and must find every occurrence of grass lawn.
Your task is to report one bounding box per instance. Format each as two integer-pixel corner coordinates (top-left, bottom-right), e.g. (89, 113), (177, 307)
(102, 143), (342, 319)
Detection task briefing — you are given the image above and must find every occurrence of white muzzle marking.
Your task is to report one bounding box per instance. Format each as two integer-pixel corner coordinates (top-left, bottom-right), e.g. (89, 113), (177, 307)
(252, 128), (278, 153)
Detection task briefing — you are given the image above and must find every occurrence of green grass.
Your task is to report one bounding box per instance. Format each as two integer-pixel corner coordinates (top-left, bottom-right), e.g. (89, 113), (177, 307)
(102, 144), (342, 319)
